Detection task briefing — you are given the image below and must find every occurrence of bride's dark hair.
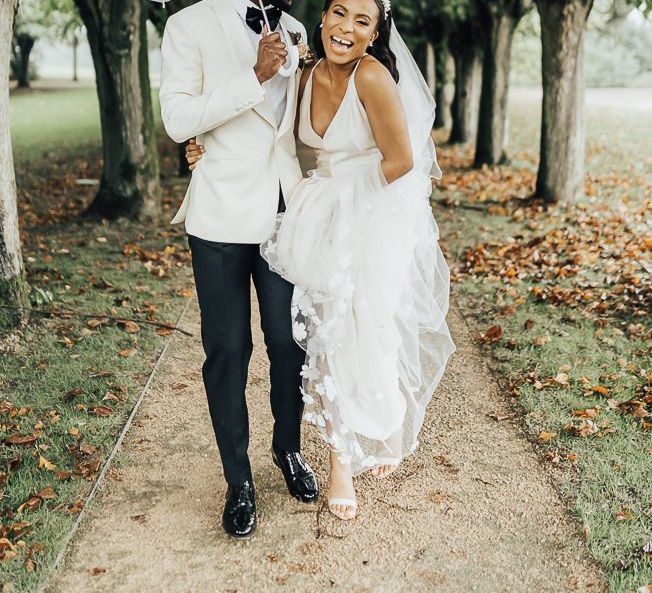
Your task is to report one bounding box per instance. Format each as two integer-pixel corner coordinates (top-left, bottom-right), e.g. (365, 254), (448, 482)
(311, 0), (400, 83)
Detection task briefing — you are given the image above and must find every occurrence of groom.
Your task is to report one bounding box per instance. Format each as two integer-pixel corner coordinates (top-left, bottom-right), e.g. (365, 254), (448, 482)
(159, 0), (317, 539)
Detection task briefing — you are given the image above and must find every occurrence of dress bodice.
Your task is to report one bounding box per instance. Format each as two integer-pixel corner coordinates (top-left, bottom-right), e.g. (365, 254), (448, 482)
(298, 57), (383, 177)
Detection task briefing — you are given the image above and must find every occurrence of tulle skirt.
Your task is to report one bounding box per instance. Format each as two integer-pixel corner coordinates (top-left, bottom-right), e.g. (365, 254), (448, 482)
(261, 164), (456, 475)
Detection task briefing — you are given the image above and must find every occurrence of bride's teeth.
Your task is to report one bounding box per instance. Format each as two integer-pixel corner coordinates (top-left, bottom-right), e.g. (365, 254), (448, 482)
(332, 36), (352, 48)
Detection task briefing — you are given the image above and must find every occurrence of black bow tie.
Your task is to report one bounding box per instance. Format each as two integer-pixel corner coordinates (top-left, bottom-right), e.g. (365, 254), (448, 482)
(245, 5), (282, 35)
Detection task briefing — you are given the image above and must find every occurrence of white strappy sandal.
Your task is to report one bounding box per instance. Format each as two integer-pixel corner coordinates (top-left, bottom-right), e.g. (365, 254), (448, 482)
(327, 497), (357, 520)
(328, 449), (357, 521)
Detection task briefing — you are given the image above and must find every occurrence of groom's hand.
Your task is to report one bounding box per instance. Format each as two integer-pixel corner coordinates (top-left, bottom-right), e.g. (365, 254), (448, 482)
(186, 138), (204, 171)
(254, 25), (288, 84)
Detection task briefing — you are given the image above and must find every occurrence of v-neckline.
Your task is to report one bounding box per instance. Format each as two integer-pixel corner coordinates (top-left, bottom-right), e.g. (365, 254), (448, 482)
(308, 58), (361, 142)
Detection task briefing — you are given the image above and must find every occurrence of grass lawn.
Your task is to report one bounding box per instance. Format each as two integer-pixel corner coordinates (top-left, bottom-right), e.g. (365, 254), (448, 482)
(433, 90), (651, 593)
(9, 88), (100, 162)
(1, 85), (190, 593)
(8, 86), (163, 162)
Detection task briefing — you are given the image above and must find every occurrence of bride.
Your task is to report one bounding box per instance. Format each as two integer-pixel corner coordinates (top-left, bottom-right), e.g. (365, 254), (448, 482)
(186, 0), (455, 521)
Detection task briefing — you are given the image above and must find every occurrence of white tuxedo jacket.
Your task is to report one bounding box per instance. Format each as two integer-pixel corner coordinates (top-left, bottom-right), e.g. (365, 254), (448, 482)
(159, 0), (306, 243)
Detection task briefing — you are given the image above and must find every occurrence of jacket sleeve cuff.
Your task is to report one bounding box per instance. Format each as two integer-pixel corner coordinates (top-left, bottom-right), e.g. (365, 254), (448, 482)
(236, 67), (266, 110)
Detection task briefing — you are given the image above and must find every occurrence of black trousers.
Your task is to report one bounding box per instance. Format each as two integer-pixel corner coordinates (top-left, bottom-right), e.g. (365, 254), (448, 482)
(187, 198), (305, 486)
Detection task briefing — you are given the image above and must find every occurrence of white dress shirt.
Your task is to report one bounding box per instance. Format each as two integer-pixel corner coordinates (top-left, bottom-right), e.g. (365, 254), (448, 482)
(230, 0), (289, 127)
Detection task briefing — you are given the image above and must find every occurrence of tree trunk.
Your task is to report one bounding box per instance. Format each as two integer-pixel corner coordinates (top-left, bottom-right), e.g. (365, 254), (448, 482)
(74, 0), (160, 221)
(1, 0), (29, 329)
(434, 46), (454, 130)
(535, 0), (593, 203)
(434, 84), (446, 129)
(13, 32), (34, 88)
(425, 41), (436, 95)
(474, 1), (527, 167)
(72, 34), (78, 81)
(449, 28), (482, 144)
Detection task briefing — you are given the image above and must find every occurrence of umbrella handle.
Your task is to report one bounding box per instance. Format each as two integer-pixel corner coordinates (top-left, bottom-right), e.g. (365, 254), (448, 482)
(259, 4), (299, 78)
(278, 45), (300, 78)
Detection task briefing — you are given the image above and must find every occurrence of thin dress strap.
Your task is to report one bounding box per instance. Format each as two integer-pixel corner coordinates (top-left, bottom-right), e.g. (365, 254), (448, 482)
(304, 58), (323, 98)
(310, 58), (324, 78)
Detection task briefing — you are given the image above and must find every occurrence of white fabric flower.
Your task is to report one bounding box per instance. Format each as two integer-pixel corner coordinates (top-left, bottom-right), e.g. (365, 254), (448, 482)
(300, 364), (319, 380)
(292, 321), (307, 341)
(295, 292), (313, 312)
(303, 412), (316, 424)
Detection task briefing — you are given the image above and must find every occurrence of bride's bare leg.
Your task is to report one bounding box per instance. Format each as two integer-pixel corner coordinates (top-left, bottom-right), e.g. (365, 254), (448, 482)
(328, 449), (357, 520)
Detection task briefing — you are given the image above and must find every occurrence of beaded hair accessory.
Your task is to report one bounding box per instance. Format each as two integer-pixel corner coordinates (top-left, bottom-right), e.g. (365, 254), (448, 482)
(381, 0), (391, 17)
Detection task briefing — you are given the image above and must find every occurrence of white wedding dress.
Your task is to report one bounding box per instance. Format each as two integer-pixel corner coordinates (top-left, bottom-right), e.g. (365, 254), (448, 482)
(261, 55), (456, 476)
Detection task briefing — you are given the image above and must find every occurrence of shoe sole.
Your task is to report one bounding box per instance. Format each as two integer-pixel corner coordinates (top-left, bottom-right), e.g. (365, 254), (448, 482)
(223, 524), (256, 540)
(272, 454), (319, 504)
(226, 531), (255, 540)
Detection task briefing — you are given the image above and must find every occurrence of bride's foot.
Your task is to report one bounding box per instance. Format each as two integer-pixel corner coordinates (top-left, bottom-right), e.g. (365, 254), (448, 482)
(327, 449), (357, 521)
(370, 462), (399, 479)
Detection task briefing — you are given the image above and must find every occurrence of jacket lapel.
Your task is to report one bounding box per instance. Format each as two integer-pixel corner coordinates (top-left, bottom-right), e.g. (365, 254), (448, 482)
(207, 0), (277, 129)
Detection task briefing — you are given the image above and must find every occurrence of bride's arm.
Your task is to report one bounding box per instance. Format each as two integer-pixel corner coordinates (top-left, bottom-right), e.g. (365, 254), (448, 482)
(356, 58), (413, 185)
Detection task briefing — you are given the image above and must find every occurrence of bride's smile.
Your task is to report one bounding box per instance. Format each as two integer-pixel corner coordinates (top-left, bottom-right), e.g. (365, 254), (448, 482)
(321, 0), (380, 62)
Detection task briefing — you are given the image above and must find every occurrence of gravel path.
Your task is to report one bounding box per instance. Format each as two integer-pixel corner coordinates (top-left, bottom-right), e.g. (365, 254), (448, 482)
(44, 298), (608, 593)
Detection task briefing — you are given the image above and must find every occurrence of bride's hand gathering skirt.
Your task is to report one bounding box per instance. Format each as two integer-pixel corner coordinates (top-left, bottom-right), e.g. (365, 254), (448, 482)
(261, 164), (456, 475)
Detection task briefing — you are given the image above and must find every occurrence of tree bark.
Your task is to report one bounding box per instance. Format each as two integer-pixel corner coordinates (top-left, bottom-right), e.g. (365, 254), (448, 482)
(474, 0), (529, 167)
(535, 0), (593, 203)
(449, 25), (483, 144)
(434, 45), (454, 130)
(1, 0), (29, 329)
(74, 0), (160, 221)
(425, 41), (436, 95)
(12, 31), (34, 88)
(72, 34), (78, 81)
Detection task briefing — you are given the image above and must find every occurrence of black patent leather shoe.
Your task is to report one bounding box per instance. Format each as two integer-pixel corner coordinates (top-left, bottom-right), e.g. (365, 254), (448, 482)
(272, 446), (319, 503)
(222, 478), (256, 539)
